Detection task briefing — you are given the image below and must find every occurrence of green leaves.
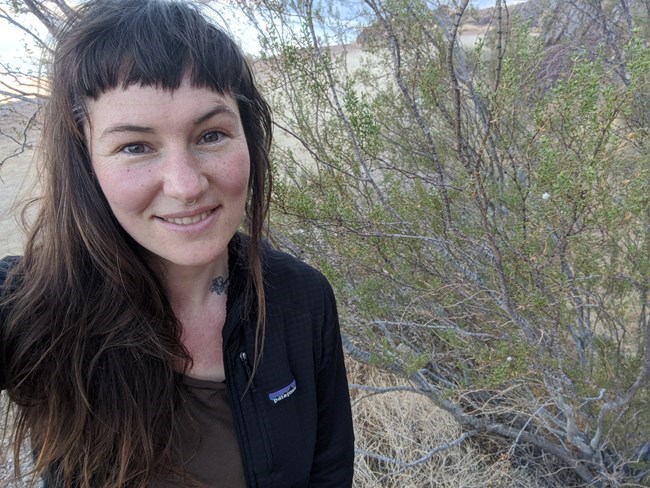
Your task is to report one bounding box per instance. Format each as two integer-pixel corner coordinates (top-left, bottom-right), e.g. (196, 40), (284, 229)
(247, 0), (650, 482)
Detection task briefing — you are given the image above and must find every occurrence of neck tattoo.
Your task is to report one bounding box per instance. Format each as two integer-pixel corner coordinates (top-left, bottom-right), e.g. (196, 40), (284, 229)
(210, 275), (230, 295)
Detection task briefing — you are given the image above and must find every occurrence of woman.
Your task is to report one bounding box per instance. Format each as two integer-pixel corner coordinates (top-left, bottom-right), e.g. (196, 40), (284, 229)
(0, 0), (354, 486)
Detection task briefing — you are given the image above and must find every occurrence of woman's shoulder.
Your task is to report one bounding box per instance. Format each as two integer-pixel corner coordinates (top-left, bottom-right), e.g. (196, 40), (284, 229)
(262, 246), (334, 307)
(264, 246), (321, 279)
(233, 233), (327, 286)
(0, 255), (21, 288)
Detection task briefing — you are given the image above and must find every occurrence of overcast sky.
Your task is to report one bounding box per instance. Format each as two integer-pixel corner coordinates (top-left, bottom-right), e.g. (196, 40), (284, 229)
(0, 0), (526, 72)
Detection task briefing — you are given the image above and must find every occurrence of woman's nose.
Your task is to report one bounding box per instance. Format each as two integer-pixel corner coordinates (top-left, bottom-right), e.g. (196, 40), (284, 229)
(162, 150), (207, 203)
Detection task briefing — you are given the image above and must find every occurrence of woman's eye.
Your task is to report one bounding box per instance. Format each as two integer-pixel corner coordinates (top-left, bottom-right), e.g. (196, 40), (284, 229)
(200, 130), (224, 144)
(121, 144), (148, 154)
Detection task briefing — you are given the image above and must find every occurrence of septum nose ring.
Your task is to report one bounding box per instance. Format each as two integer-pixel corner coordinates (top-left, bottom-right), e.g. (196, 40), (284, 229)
(185, 199), (197, 206)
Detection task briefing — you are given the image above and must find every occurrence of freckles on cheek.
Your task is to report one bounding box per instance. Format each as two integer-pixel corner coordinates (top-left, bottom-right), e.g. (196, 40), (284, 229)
(96, 168), (153, 215)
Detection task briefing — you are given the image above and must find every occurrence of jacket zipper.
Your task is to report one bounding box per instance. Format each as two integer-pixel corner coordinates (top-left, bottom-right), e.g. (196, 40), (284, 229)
(240, 352), (275, 475)
(240, 351), (257, 392)
(225, 346), (257, 487)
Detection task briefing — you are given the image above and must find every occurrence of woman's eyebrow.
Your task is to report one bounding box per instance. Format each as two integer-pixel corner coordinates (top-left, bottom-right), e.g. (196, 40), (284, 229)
(192, 104), (238, 126)
(99, 124), (155, 139)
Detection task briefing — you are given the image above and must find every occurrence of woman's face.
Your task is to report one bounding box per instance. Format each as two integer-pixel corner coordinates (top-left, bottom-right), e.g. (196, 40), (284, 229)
(86, 80), (250, 270)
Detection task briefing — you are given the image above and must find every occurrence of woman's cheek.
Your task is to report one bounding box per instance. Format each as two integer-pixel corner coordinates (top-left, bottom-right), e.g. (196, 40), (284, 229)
(94, 162), (159, 215)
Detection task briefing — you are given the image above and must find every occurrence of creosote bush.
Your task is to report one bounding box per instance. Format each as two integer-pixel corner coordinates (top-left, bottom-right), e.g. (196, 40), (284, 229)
(242, 0), (650, 485)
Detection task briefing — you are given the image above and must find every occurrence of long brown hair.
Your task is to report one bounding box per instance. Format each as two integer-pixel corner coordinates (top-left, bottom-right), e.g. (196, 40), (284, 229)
(0, 0), (272, 486)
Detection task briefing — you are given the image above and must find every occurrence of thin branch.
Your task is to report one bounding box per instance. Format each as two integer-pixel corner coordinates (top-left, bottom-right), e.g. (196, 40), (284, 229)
(0, 7), (51, 51)
(356, 430), (476, 469)
(447, 0), (470, 169)
(349, 383), (423, 396)
(23, 0), (59, 38)
(591, 305), (650, 450)
(52, 0), (74, 19)
(363, 0), (453, 229)
(303, 0), (406, 226)
(0, 89), (40, 104)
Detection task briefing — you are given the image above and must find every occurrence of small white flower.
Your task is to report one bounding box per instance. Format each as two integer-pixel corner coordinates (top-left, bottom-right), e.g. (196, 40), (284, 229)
(506, 356), (513, 362)
(542, 192), (551, 201)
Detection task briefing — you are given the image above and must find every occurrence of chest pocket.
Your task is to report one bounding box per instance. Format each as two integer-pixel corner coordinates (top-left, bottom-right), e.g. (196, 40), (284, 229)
(267, 377), (297, 405)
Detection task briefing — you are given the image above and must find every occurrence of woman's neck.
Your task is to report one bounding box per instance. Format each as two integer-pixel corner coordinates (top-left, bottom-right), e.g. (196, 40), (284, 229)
(159, 255), (230, 310)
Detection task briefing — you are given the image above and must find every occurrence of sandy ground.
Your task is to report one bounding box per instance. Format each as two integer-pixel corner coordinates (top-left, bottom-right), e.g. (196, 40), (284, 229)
(0, 100), (39, 257)
(0, 99), (40, 488)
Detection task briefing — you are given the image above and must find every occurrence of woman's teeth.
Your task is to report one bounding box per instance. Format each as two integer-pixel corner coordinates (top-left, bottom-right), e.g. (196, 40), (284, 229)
(163, 211), (210, 225)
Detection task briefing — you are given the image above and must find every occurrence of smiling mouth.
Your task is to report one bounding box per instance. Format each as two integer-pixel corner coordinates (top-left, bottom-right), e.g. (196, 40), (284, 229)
(160, 210), (212, 225)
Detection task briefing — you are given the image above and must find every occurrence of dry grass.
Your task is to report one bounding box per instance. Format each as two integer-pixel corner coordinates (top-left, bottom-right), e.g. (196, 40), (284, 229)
(348, 360), (547, 488)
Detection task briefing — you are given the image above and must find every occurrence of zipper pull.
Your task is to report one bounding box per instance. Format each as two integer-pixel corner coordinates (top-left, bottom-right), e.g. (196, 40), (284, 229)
(239, 352), (256, 392)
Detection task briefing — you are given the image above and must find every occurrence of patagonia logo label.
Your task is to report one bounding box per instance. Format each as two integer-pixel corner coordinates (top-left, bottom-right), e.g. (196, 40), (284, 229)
(268, 379), (297, 404)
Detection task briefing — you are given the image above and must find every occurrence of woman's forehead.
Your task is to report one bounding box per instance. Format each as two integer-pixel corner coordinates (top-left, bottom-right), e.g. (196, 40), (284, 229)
(85, 82), (242, 131)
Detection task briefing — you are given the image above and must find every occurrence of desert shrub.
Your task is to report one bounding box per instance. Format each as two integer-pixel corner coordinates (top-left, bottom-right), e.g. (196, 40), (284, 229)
(242, 0), (650, 485)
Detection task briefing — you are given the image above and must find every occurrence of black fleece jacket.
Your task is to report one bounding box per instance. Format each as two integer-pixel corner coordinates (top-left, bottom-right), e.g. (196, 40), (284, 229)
(222, 236), (354, 487)
(0, 236), (355, 487)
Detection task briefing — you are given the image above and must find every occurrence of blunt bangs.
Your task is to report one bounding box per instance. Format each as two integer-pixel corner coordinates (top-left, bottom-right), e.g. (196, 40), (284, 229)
(59, 0), (249, 100)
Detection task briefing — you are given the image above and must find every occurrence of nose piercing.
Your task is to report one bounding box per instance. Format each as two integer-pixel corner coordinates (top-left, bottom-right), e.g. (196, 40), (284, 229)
(185, 199), (197, 206)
